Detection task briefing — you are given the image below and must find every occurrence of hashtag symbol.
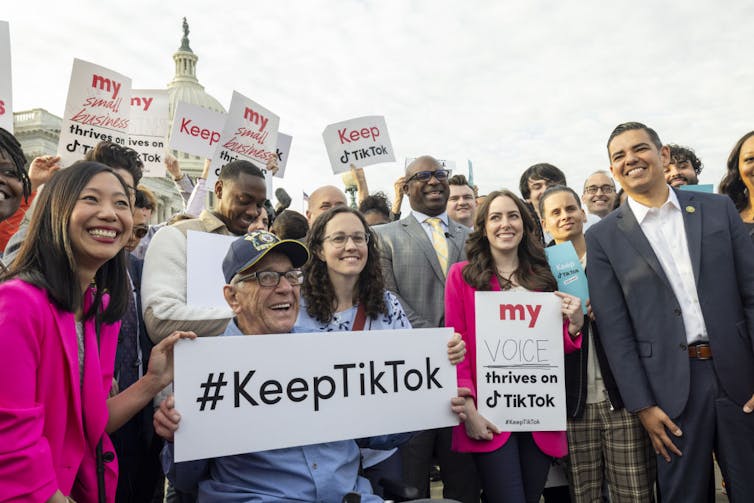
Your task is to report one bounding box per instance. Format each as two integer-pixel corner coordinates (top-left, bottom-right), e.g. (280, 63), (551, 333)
(196, 372), (227, 411)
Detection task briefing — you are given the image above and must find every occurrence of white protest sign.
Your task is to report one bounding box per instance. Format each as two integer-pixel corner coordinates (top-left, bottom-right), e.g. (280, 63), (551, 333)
(169, 101), (227, 158)
(323, 116), (395, 174)
(273, 132), (292, 178)
(58, 59), (131, 167)
(0, 21), (12, 132)
(128, 89), (169, 177)
(207, 91), (279, 194)
(405, 158), (456, 172)
(186, 231), (236, 308)
(174, 327), (457, 462)
(475, 291), (565, 431)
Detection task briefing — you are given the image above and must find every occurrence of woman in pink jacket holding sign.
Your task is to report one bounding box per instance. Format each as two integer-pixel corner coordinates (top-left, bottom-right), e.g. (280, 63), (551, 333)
(445, 189), (583, 503)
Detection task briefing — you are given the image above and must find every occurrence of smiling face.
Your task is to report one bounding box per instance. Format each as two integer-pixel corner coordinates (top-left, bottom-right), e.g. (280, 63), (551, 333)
(581, 172), (617, 218)
(215, 172), (268, 235)
(608, 128), (669, 198)
(541, 190), (586, 243)
(405, 158), (449, 216)
(484, 195), (524, 257)
(447, 184), (477, 225)
(223, 252), (300, 335)
(0, 151), (23, 222)
(125, 207), (151, 253)
(664, 158), (698, 187)
(69, 171), (133, 273)
(317, 212), (369, 281)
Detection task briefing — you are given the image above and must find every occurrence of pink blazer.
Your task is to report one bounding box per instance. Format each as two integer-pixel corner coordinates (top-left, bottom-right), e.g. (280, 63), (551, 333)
(0, 279), (120, 502)
(445, 261), (582, 458)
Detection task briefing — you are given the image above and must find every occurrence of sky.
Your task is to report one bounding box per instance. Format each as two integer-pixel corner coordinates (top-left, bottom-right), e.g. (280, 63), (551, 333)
(3, 0), (753, 207)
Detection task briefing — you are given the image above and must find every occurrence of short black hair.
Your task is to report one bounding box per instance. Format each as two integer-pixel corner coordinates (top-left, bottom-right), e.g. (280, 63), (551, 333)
(0, 127), (31, 201)
(607, 122), (663, 154)
(84, 141), (144, 186)
(358, 191), (391, 222)
(270, 209), (308, 240)
(519, 163), (566, 200)
(667, 144), (703, 175)
(219, 160), (265, 182)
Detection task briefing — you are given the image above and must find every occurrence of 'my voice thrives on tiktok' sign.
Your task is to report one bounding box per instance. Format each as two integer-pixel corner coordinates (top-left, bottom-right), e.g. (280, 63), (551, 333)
(173, 328), (457, 462)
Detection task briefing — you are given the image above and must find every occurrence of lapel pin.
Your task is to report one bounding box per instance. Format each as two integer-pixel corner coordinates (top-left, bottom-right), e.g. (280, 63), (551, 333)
(685, 206), (695, 213)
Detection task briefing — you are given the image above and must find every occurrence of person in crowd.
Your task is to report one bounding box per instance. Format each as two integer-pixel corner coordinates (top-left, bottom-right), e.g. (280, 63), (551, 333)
(390, 174), (407, 221)
(142, 159), (267, 343)
(446, 189), (583, 503)
(297, 206), (466, 496)
(247, 200), (274, 232)
(519, 163), (567, 243)
(0, 128), (32, 268)
(155, 231), (408, 502)
(305, 185), (348, 225)
(581, 170), (618, 219)
(447, 174), (477, 228)
(0, 161), (193, 502)
(374, 155), (480, 502)
(539, 185), (655, 502)
(125, 187), (155, 254)
(664, 144), (703, 188)
(270, 209), (309, 240)
(359, 191), (392, 226)
(587, 122), (754, 502)
(719, 130), (754, 239)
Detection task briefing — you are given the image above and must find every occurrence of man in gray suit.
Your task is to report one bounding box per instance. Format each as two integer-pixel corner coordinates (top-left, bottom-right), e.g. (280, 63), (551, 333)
(374, 155), (479, 502)
(587, 122), (754, 502)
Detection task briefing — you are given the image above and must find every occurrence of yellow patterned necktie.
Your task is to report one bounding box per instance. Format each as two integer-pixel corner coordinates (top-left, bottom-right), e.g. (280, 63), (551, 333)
(426, 217), (448, 276)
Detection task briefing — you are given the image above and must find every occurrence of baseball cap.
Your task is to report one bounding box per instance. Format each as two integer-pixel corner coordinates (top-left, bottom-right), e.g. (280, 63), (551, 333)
(222, 230), (309, 284)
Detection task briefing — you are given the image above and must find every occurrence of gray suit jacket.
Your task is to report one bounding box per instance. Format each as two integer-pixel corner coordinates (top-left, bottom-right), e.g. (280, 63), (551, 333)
(586, 189), (754, 417)
(374, 214), (470, 328)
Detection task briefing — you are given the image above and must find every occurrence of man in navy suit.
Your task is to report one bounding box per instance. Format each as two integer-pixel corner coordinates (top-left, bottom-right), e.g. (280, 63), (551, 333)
(586, 122), (754, 502)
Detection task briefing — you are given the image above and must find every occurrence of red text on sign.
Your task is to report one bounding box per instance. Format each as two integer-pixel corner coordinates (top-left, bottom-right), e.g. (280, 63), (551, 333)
(338, 126), (380, 144)
(499, 304), (542, 328)
(243, 107), (269, 132)
(130, 96), (154, 112)
(91, 74), (122, 100)
(179, 118), (221, 146)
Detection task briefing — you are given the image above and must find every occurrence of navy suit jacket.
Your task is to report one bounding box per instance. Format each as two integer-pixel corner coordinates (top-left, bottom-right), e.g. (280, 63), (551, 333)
(586, 189), (754, 418)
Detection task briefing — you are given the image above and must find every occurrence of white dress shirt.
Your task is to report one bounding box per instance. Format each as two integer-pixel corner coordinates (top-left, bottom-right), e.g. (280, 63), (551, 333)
(628, 188), (708, 344)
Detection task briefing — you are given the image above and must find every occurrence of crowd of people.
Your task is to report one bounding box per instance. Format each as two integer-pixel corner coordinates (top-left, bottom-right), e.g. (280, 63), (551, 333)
(0, 121), (753, 503)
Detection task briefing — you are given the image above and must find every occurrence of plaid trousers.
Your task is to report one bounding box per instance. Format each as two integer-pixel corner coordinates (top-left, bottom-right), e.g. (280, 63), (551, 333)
(566, 400), (656, 502)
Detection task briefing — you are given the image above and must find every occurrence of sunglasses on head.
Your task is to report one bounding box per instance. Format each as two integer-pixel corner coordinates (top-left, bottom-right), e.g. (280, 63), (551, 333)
(132, 225), (149, 239)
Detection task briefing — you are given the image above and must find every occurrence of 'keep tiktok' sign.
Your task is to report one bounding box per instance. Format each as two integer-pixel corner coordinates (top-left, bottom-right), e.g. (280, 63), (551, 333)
(475, 291), (566, 431)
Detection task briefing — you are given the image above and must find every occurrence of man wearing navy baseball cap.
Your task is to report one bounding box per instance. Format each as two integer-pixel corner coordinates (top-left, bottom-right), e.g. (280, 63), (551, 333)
(155, 231), (409, 501)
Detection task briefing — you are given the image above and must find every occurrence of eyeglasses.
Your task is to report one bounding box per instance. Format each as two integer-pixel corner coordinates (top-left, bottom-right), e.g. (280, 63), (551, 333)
(233, 269), (304, 287)
(323, 232), (370, 248)
(132, 225), (149, 239)
(584, 184), (615, 195)
(406, 169), (451, 183)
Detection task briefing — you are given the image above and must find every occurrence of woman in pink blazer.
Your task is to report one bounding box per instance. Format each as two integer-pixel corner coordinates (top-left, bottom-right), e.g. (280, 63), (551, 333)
(0, 161), (192, 503)
(445, 189), (583, 503)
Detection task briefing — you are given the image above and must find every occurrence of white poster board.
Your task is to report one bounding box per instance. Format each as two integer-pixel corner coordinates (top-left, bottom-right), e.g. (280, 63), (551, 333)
(186, 231), (236, 308)
(128, 89), (169, 177)
(58, 59), (132, 167)
(475, 291), (566, 431)
(174, 327), (457, 461)
(323, 116), (395, 174)
(207, 91), (279, 193)
(168, 101), (227, 158)
(0, 21), (12, 132)
(274, 132), (292, 178)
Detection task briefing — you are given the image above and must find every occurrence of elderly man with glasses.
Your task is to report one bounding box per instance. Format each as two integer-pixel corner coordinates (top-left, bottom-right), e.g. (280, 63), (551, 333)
(155, 230), (417, 502)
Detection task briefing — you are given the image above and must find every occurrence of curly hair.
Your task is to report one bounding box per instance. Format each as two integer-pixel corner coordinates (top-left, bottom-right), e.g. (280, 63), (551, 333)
(667, 144), (703, 175)
(463, 189), (557, 292)
(84, 141), (143, 187)
(302, 206), (387, 323)
(719, 131), (754, 212)
(358, 191), (391, 222)
(0, 127), (31, 201)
